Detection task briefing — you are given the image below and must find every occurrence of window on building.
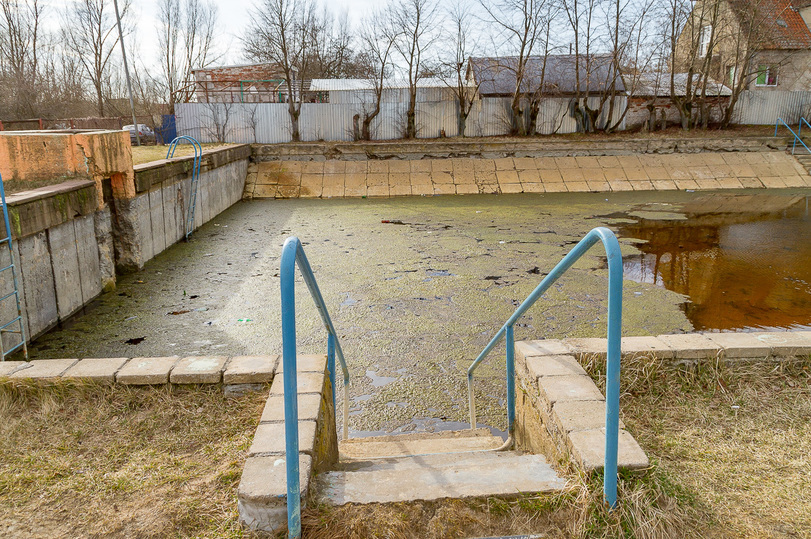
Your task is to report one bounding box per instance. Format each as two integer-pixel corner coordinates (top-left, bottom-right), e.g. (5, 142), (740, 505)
(755, 65), (778, 86)
(728, 65), (736, 86)
(699, 25), (712, 57)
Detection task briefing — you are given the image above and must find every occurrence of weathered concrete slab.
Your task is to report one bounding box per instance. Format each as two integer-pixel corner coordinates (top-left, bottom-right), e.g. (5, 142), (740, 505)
(62, 358), (129, 382)
(538, 374), (606, 406)
(47, 220), (83, 319)
(0, 360), (30, 377)
(239, 454), (312, 534)
(339, 429), (502, 460)
(563, 338), (607, 359)
(148, 187), (167, 255)
(116, 356), (179, 384)
(620, 336), (675, 359)
(567, 428), (650, 471)
(275, 354), (327, 373)
(318, 451), (565, 505)
(750, 331), (811, 356)
(526, 354), (587, 378)
(18, 231), (58, 338)
(656, 333), (721, 359)
(261, 393), (323, 423)
(704, 332), (772, 358)
(223, 355), (278, 384)
(249, 421), (318, 456)
(73, 214), (102, 303)
(170, 355), (227, 384)
(516, 339), (572, 357)
(134, 192), (154, 263)
(9, 358), (78, 380)
(269, 371), (325, 396)
(552, 400), (624, 434)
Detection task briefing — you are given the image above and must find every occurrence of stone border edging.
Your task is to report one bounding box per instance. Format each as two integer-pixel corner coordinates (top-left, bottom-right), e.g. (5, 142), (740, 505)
(0, 355), (279, 385)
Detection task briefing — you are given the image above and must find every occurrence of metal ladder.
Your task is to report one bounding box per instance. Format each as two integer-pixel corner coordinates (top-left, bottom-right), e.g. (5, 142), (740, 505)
(166, 136), (202, 240)
(0, 173), (27, 361)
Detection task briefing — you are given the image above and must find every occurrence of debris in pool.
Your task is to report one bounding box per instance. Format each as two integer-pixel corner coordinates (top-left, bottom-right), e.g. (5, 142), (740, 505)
(168, 310), (190, 315)
(124, 316), (137, 321)
(484, 276), (501, 280)
(381, 219), (406, 225)
(237, 318), (252, 323)
(124, 337), (145, 345)
(189, 295), (199, 299)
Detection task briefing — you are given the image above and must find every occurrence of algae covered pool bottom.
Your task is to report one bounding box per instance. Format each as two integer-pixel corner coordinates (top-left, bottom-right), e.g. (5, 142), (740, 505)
(25, 189), (811, 435)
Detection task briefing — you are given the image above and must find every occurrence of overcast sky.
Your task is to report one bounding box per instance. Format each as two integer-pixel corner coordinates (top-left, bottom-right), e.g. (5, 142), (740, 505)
(133, 0), (379, 70)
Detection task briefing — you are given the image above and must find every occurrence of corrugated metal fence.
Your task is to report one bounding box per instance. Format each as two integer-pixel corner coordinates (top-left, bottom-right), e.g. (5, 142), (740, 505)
(176, 96), (628, 143)
(734, 90), (811, 125)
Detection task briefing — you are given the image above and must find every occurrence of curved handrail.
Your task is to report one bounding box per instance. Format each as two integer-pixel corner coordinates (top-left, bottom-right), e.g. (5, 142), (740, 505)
(166, 136), (202, 239)
(280, 236), (350, 539)
(774, 118), (811, 155)
(467, 226), (623, 508)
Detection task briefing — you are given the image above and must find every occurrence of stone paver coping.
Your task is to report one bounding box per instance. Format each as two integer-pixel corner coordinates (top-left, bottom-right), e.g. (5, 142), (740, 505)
(518, 331), (811, 362)
(0, 355), (279, 385)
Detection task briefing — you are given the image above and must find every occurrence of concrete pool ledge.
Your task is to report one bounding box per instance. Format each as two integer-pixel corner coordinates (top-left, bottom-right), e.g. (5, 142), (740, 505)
(0, 355), (280, 386)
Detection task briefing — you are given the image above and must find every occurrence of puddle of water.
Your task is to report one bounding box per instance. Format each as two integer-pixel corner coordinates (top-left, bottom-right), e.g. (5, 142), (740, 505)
(349, 417), (508, 440)
(614, 193), (811, 331)
(366, 369), (398, 387)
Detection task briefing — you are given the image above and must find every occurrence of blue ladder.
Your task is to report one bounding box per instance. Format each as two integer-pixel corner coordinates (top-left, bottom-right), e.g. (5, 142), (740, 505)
(0, 173), (28, 361)
(166, 136), (202, 240)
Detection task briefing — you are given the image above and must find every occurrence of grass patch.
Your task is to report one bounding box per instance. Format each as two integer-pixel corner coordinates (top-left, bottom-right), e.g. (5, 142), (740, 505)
(0, 379), (267, 538)
(131, 143), (235, 165)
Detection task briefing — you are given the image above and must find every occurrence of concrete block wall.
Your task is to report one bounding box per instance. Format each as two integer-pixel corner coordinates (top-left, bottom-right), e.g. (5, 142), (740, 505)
(0, 145), (250, 350)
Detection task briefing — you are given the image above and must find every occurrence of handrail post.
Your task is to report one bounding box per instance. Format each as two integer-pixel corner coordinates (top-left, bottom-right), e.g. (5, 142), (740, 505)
(603, 232), (623, 509)
(505, 324), (516, 435)
(327, 333), (336, 411)
(280, 239), (301, 539)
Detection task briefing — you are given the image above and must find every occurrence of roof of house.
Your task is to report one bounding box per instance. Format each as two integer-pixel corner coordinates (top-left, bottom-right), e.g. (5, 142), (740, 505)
(468, 55), (625, 95)
(633, 72), (732, 97)
(729, 0), (811, 49)
(309, 78), (451, 92)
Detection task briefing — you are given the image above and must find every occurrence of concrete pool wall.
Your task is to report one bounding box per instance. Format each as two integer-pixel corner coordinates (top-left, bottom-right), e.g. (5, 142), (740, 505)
(1, 137), (249, 348)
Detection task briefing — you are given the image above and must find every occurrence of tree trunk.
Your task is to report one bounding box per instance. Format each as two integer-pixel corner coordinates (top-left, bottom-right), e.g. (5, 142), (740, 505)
(353, 114), (361, 141)
(406, 87), (417, 138)
(288, 101), (300, 142)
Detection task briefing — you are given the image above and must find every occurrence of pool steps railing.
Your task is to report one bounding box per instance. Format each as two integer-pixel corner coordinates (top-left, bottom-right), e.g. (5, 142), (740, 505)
(280, 236), (350, 539)
(166, 136), (202, 240)
(466, 226), (623, 508)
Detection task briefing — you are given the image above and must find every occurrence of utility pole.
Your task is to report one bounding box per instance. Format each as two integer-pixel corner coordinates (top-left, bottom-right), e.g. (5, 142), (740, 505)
(113, 0), (140, 146)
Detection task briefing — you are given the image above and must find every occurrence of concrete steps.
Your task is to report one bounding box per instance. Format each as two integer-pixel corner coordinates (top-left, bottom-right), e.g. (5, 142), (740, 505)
(794, 153), (811, 174)
(316, 430), (566, 505)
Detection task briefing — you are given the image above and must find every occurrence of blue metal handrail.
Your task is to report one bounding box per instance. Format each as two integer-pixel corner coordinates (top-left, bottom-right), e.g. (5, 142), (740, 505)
(0, 173), (27, 360)
(280, 236), (350, 539)
(166, 136), (202, 240)
(774, 118), (811, 155)
(467, 226), (623, 508)
(798, 117), (811, 140)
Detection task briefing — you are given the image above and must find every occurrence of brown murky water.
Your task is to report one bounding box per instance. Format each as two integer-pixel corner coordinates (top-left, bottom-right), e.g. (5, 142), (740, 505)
(612, 193), (811, 331)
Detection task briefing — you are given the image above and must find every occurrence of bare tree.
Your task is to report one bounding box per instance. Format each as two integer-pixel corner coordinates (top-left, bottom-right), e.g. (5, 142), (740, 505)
(480, 0), (548, 135)
(356, 12), (396, 141)
(439, 1), (478, 137)
(243, 0), (318, 141)
(388, 0), (438, 139)
(0, 0), (44, 118)
(157, 0), (219, 114)
(62, 0), (132, 117)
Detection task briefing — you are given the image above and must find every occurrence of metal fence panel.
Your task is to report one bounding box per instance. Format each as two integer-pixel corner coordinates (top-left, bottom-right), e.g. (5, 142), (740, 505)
(176, 96), (628, 143)
(734, 90), (811, 125)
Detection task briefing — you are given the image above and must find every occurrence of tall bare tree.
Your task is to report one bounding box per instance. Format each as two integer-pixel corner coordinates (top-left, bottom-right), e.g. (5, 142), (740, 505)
(0, 0), (44, 118)
(480, 0), (548, 135)
(439, 1), (478, 137)
(157, 0), (218, 114)
(388, 0), (438, 139)
(243, 0), (318, 141)
(355, 11), (396, 140)
(62, 0), (132, 116)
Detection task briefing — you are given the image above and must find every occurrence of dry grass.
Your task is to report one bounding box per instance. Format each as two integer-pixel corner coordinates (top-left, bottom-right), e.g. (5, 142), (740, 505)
(0, 379), (267, 538)
(131, 143), (236, 165)
(583, 354), (811, 538)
